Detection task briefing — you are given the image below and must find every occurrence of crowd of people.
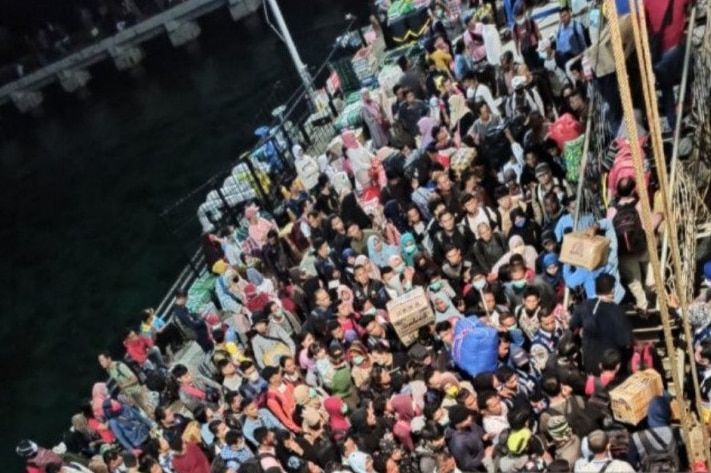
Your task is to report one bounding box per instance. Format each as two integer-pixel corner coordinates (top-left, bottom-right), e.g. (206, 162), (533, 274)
(17, 0), (709, 472)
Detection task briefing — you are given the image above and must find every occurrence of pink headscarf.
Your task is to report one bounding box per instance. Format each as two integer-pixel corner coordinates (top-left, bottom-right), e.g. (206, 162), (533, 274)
(337, 285), (355, 313)
(324, 396), (351, 432)
(418, 117), (437, 150)
(91, 382), (109, 419)
(354, 255), (381, 281)
(391, 393), (415, 421)
(342, 130), (360, 150)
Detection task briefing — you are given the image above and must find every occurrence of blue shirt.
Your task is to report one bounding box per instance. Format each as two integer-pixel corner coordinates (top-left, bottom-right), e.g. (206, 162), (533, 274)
(556, 20), (587, 55)
(242, 409), (286, 448)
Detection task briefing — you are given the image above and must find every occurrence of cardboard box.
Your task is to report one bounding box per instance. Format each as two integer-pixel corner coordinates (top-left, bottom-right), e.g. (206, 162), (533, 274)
(610, 369), (664, 425)
(559, 231), (610, 271)
(386, 287), (435, 346)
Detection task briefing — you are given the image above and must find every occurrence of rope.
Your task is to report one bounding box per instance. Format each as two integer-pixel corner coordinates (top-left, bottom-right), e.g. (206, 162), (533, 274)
(603, 0), (696, 466)
(628, 1), (711, 465)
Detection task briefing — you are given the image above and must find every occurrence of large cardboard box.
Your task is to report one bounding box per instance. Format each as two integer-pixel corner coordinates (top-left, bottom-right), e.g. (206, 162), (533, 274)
(386, 287), (435, 346)
(610, 369), (664, 425)
(559, 232), (610, 271)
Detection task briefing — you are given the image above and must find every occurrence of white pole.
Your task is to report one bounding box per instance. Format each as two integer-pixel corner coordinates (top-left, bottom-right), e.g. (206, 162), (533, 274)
(264, 0), (317, 104)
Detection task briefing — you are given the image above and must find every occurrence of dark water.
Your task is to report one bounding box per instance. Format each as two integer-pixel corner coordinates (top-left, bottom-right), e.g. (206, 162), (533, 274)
(0, 0), (368, 465)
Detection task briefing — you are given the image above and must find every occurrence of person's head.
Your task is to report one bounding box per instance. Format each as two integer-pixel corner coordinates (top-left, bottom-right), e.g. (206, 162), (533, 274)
(698, 339), (711, 366)
(97, 351), (112, 369)
(174, 289), (187, 305)
(435, 320), (453, 345)
(600, 348), (622, 372)
(154, 405), (175, 425)
(314, 288), (331, 308)
(538, 309), (556, 334)
(541, 373), (562, 398)
(496, 365), (518, 391)
(406, 89), (417, 104)
(595, 274), (616, 298)
(435, 171), (452, 193)
(240, 360), (260, 383)
(514, 2), (527, 23)
(477, 222), (492, 242)
(226, 429), (245, 448)
(445, 246), (462, 267)
(353, 265), (370, 287)
(559, 6), (571, 25)
(438, 210), (456, 232)
(168, 435), (185, 454)
(171, 364), (191, 385)
(397, 55), (410, 72)
(500, 50), (514, 70)
(509, 261), (527, 285)
(406, 204), (423, 224)
(507, 403), (531, 431)
(482, 289), (497, 313)
(587, 430), (610, 456)
(544, 192), (561, 216)
(616, 177), (636, 198)
(478, 390), (503, 416)
(313, 237), (330, 258)
(477, 101), (490, 120)
(254, 426), (275, 447)
(569, 88), (586, 111)
(535, 163), (552, 185)
(448, 405), (473, 430)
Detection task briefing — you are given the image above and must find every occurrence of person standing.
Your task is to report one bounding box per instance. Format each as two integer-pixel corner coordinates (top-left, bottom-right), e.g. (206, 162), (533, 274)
(98, 351), (153, 416)
(569, 274), (633, 374)
(361, 89), (390, 148)
(511, 3), (542, 71)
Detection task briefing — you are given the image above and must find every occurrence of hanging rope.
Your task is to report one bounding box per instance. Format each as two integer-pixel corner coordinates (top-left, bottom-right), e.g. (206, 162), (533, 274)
(627, 1), (711, 466)
(603, 0), (697, 466)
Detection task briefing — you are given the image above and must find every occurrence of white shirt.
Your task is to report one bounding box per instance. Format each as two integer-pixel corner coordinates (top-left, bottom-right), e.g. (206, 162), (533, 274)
(466, 83), (499, 117)
(295, 154), (320, 191)
(574, 458), (636, 473)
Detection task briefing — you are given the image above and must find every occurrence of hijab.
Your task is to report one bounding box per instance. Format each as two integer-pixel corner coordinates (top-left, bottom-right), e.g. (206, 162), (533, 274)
(293, 144), (305, 159)
(647, 395), (672, 428)
(324, 396), (350, 432)
(342, 130), (360, 150)
(541, 252), (563, 288)
(448, 94), (470, 130)
(367, 235), (400, 268)
(91, 383), (109, 419)
(418, 117), (437, 151)
(349, 452), (372, 473)
(355, 254), (382, 281)
(391, 394), (415, 422)
(400, 232), (418, 267)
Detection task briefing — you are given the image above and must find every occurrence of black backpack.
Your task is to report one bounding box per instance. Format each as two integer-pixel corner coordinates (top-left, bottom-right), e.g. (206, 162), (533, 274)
(612, 200), (646, 255)
(605, 423), (632, 461)
(637, 428), (679, 473)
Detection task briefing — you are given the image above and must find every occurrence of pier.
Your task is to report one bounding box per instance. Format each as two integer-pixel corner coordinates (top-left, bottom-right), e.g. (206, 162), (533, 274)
(0, 0), (261, 113)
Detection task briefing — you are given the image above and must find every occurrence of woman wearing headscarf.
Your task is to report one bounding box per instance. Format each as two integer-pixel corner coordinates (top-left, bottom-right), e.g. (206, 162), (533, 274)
(293, 144), (321, 192)
(323, 396), (351, 433)
(355, 254), (382, 281)
(82, 401), (115, 445)
(91, 383), (110, 420)
(265, 301), (301, 338)
(432, 293), (463, 323)
(391, 393), (417, 451)
(491, 235), (538, 276)
(245, 204), (278, 252)
(367, 235), (401, 268)
(448, 94), (475, 144)
(539, 252), (564, 298)
(400, 233), (419, 267)
(361, 88), (391, 149)
(342, 130), (375, 191)
(349, 451), (376, 473)
(417, 116), (437, 152)
(340, 191), (372, 231)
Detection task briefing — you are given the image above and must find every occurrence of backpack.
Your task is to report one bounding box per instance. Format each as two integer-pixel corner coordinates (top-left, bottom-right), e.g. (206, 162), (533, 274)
(517, 18), (538, 52)
(480, 124), (510, 170)
(631, 341), (655, 373)
(637, 428), (679, 472)
(198, 348), (231, 381)
(612, 199), (646, 255)
(546, 398), (597, 438)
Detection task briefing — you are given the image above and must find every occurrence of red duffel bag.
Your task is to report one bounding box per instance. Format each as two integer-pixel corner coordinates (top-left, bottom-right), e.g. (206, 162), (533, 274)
(548, 113), (583, 151)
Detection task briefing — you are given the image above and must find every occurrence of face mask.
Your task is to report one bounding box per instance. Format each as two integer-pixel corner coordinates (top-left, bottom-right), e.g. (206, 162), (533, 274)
(273, 309), (284, 319)
(516, 17), (526, 26)
(438, 412), (450, 427)
(445, 385), (459, 398)
(473, 279), (486, 291)
(514, 218), (527, 228)
(353, 356), (365, 365)
(395, 263), (406, 274)
(436, 8), (445, 18)
(556, 192), (566, 203)
(513, 280), (527, 289)
(364, 307), (377, 316)
(404, 280), (413, 291)
(404, 243), (417, 254)
(539, 51), (548, 61)
(248, 372), (260, 383)
(430, 281), (442, 292)
(309, 388), (318, 398)
(341, 404), (349, 414)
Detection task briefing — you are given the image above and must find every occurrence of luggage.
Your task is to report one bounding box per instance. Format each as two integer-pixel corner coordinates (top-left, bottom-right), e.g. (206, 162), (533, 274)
(548, 114), (583, 151)
(452, 317), (499, 377)
(610, 369), (664, 425)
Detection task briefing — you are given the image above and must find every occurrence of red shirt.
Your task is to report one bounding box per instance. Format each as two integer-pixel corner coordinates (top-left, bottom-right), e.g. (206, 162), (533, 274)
(123, 336), (154, 364)
(172, 442), (211, 473)
(644, 0), (689, 51)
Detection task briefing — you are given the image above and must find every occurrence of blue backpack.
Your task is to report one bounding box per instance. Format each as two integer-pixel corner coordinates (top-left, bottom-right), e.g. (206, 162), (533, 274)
(452, 317), (499, 377)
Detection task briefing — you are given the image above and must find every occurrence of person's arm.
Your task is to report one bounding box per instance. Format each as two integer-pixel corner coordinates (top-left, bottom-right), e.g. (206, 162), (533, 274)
(116, 363), (139, 390)
(109, 419), (134, 450)
(481, 84), (499, 116)
(266, 393), (300, 433)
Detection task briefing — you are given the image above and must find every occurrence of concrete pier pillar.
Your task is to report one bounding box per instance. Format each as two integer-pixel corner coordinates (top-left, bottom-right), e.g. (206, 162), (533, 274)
(165, 20), (201, 47)
(11, 90), (44, 114)
(109, 45), (145, 71)
(57, 69), (92, 93)
(228, 0), (261, 21)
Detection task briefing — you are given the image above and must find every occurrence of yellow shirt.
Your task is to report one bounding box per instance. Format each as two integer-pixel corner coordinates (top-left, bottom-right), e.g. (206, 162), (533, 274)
(430, 49), (453, 74)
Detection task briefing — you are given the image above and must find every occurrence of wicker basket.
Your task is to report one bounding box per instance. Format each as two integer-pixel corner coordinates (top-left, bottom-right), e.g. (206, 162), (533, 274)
(610, 369), (664, 425)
